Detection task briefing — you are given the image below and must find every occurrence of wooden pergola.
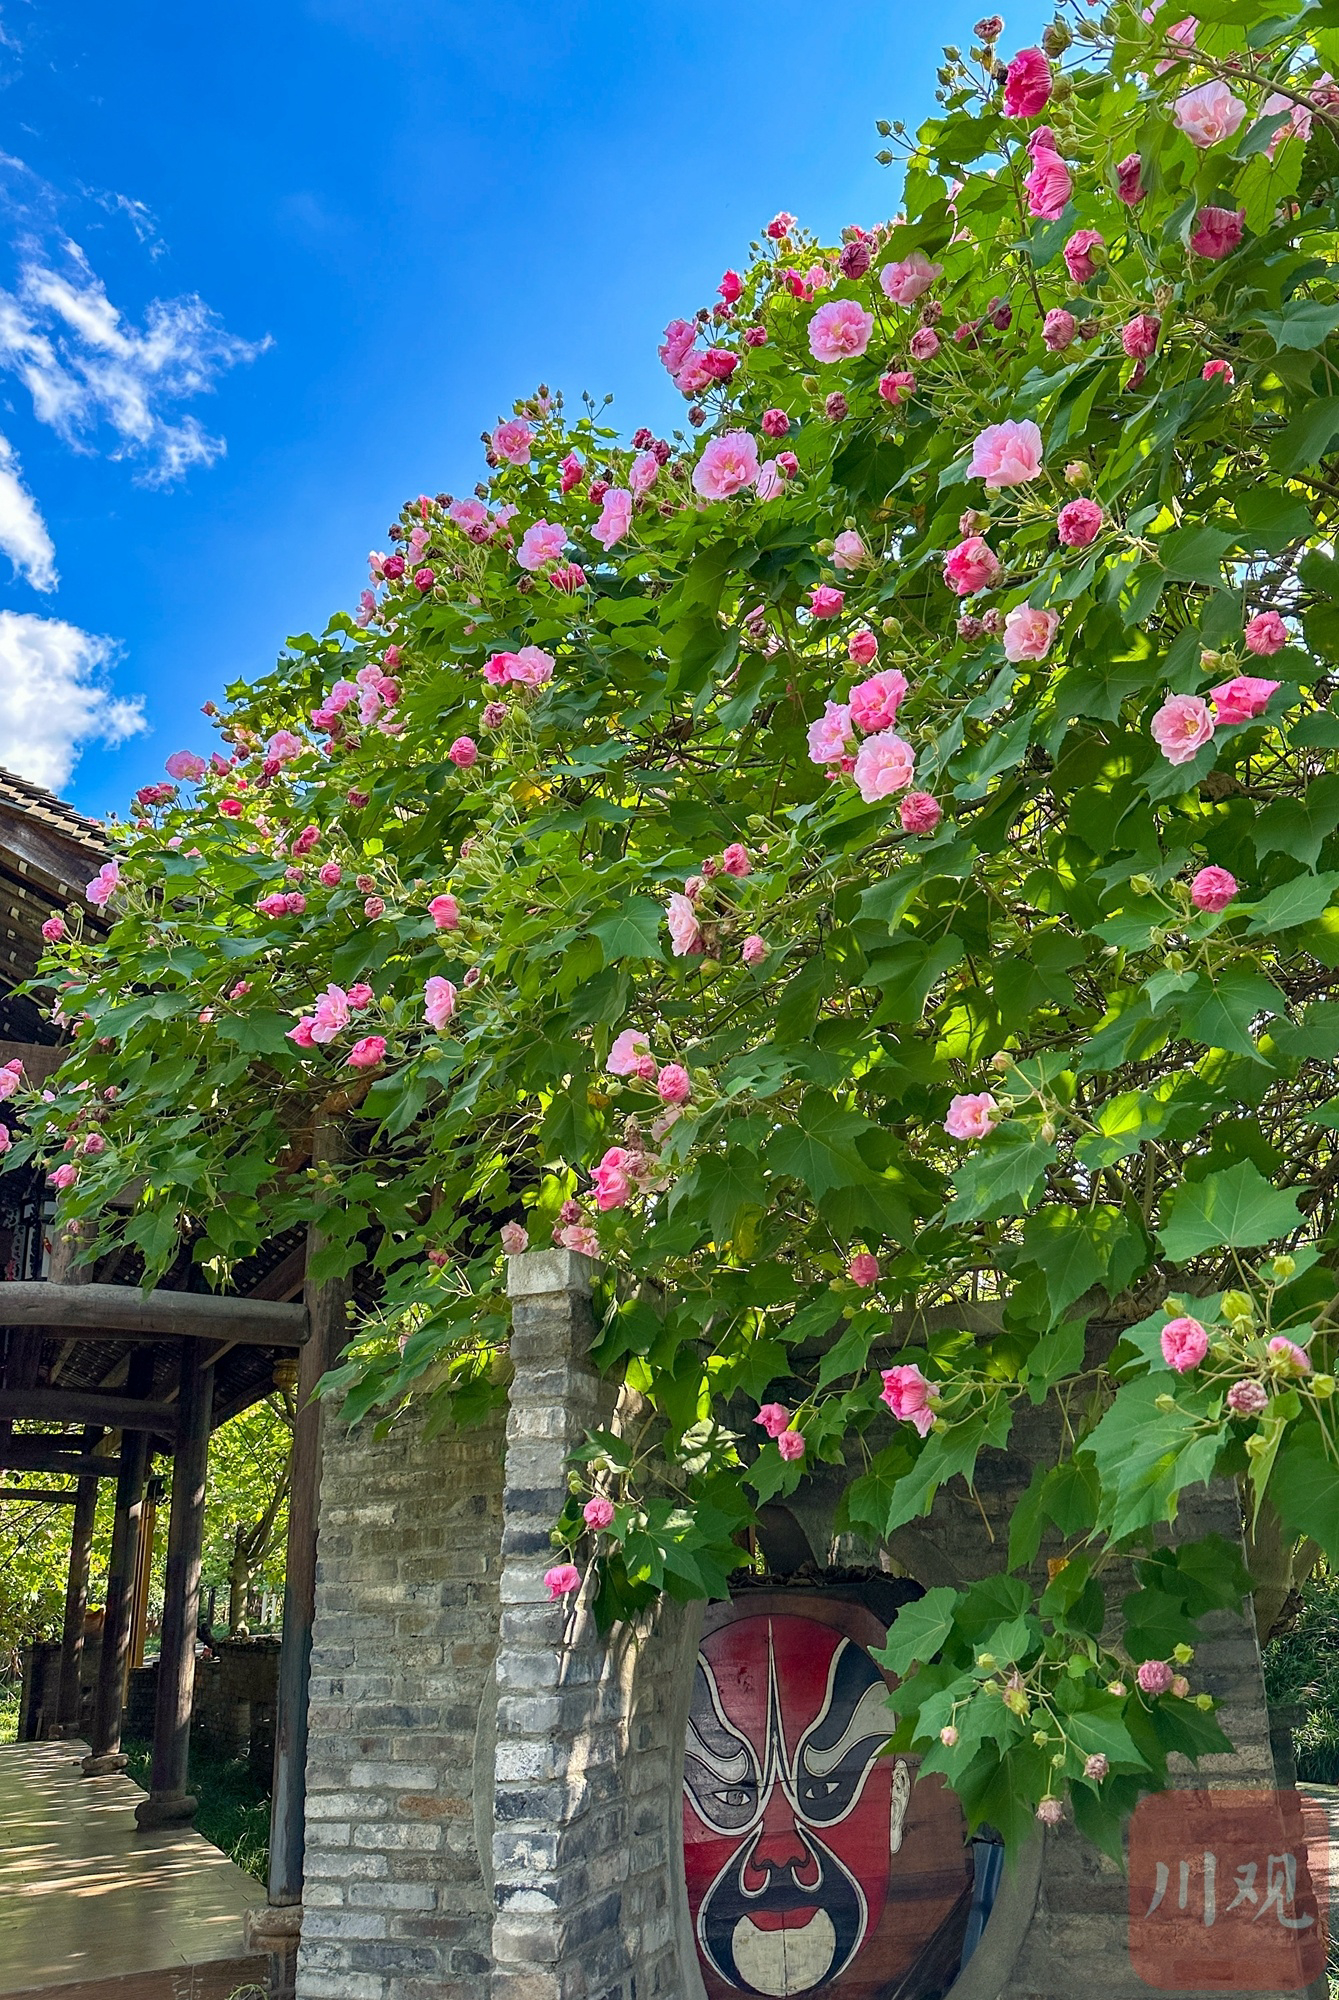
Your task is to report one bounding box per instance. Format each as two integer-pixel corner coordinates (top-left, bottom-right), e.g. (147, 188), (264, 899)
(0, 766), (339, 1975)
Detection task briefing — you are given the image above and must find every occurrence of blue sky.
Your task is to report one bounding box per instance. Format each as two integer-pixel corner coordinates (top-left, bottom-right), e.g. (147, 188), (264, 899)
(0, 0), (1044, 812)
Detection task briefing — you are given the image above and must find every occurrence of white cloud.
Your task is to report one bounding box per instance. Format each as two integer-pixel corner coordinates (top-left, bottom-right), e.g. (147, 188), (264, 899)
(0, 432), (54, 589)
(0, 239), (270, 486)
(0, 610), (144, 789)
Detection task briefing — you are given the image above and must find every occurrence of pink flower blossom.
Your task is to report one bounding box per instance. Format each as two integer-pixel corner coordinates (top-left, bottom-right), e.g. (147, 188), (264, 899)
(777, 1430), (805, 1461)
(721, 843), (752, 876)
(809, 585), (845, 619)
(1025, 149), (1072, 221)
(41, 916), (65, 943)
(517, 520), (568, 571)
(1244, 610), (1288, 657)
(969, 419), (1044, 488)
(879, 253), (943, 305)
(1036, 1798), (1064, 1825)
(1191, 866), (1237, 912)
(880, 1363), (935, 1437)
(545, 1563), (581, 1600)
(311, 985), (351, 1044)
(500, 1221), (529, 1255)
(449, 737), (478, 769)
(50, 1163), (79, 1191)
(755, 459), (785, 501)
(1263, 91), (1312, 158)
(630, 452), (659, 499)
(0, 1060), (21, 1101)
(741, 934), (768, 966)
(1003, 605), (1060, 663)
(511, 646), (555, 687)
(1122, 313), (1161, 360)
(165, 750), (206, 781)
(424, 976), (457, 1031)
(658, 318), (697, 376)
(1190, 205), (1245, 260)
(288, 1018), (316, 1048)
(492, 418), (533, 464)
(761, 408), (791, 439)
(219, 798), (244, 818)
(808, 299), (874, 363)
(657, 1063), (692, 1105)
(756, 1403), (791, 1439)
(1175, 80), (1247, 147)
(1084, 1753), (1110, 1782)
(1202, 359), (1234, 384)
(900, 791), (943, 835)
(1063, 229), (1105, 283)
(583, 1495), (615, 1530)
(85, 861), (120, 908)
(692, 431), (760, 500)
(346, 1035), (386, 1070)
(945, 1091), (1000, 1140)
(559, 452), (584, 494)
(848, 628), (879, 668)
(558, 1221), (601, 1257)
(1161, 1315), (1209, 1372)
(1151, 693), (1214, 765)
(429, 893), (460, 930)
(878, 370), (917, 406)
(944, 536), (1001, 596)
(1116, 153), (1147, 206)
(1003, 45), (1052, 117)
(608, 1028), (654, 1076)
(363, 895), (385, 920)
(848, 1252), (880, 1286)
(593, 487), (633, 550)
(1057, 498), (1103, 548)
(850, 669), (909, 733)
(1211, 675), (1279, 725)
(592, 1146), (633, 1210)
(912, 333), (943, 371)
(764, 211), (797, 240)
(1043, 309), (1077, 351)
(853, 729), (916, 803)
(832, 531), (866, 571)
(1269, 1336), (1312, 1373)
(257, 892), (291, 919)
(666, 892), (703, 956)
(1137, 1659), (1174, 1695)
(318, 861), (342, 888)
(1227, 1379), (1269, 1416)
(345, 983), (372, 1010)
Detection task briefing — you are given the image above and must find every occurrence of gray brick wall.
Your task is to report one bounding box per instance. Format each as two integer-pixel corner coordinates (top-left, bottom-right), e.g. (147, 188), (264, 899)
(295, 1403), (504, 2000)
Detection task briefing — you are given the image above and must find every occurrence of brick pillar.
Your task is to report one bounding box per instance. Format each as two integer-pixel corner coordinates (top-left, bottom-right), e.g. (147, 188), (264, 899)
(492, 1247), (634, 2000)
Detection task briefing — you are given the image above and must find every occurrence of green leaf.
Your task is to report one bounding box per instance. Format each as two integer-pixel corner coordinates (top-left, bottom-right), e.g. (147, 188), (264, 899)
(1271, 1420), (1339, 1562)
(945, 1126), (1056, 1223)
(589, 895), (665, 965)
(1064, 1703), (1149, 1772)
(764, 1095), (875, 1200)
(873, 1586), (960, 1677)
(1156, 524), (1237, 586)
(1258, 301), (1339, 352)
(1269, 395), (1339, 474)
(1086, 1377), (1225, 1540)
(1176, 967), (1284, 1057)
(1159, 1160), (1303, 1262)
(1254, 775), (1339, 870)
(1244, 871), (1339, 935)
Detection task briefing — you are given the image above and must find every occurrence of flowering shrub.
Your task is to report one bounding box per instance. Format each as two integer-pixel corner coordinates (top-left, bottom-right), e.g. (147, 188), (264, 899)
(12, 0), (1339, 1848)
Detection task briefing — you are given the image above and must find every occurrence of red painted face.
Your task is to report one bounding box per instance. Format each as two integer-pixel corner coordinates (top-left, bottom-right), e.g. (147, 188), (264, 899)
(683, 1614), (899, 1997)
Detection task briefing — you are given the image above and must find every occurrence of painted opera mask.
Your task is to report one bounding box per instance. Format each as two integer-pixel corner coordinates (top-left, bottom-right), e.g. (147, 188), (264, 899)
(683, 1599), (972, 2000)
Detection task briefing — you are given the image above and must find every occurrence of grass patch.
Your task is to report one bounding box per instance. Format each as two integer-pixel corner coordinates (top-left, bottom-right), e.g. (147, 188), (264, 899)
(1263, 1566), (1339, 1784)
(121, 1733), (270, 1882)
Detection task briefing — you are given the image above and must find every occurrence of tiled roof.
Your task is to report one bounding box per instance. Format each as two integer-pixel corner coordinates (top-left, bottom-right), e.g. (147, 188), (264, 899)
(0, 768), (107, 854)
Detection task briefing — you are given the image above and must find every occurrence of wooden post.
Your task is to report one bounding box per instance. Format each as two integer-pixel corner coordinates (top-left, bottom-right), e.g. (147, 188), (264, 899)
(136, 1342), (214, 1827)
(55, 1430), (101, 1738)
(266, 1122), (348, 1921)
(129, 1475), (161, 1671)
(82, 1352), (153, 1776)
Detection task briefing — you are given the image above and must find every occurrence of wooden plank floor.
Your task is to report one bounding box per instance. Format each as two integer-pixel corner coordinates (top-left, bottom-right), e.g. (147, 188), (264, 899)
(0, 1740), (267, 1999)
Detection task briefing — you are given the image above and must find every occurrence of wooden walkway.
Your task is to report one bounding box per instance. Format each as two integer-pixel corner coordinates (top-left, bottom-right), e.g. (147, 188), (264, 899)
(0, 1740), (267, 1999)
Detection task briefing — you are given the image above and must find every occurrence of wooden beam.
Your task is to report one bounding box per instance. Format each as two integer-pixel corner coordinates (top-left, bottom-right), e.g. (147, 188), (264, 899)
(0, 1283), (308, 1346)
(137, 1344), (213, 1827)
(0, 1443), (124, 1478)
(0, 1388), (179, 1434)
(0, 1487), (80, 1502)
(0, 1042), (64, 1086)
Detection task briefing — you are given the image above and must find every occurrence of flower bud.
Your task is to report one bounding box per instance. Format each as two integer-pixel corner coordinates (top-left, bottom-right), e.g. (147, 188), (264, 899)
(1172, 1643), (1194, 1664)
(1221, 1290), (1254, 1324)
(1245, 1432), (1271, 1459)
(1270, 1254), (1296, 1281)
(881, 617), (903, 637)
(1313, 1373), (1336, 1398)
(976, 1652), (998, 1671)
(1195, 1693), (1215, 1711)
(1129, 874), (1155, 897)
(1033, 1730), (1050, 1747)
(1042, 18), (1073, 53)
(1064, 461), (1090, 487)
(1154, 1393), (1177, 1413)
(1107, 1680), (1127, 1698)
(1051, 1751), (1066, 1768)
